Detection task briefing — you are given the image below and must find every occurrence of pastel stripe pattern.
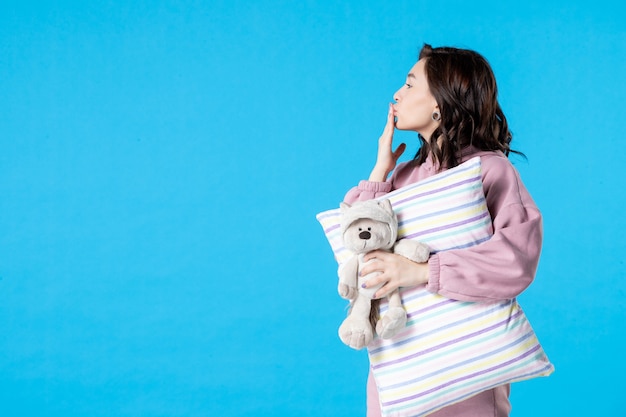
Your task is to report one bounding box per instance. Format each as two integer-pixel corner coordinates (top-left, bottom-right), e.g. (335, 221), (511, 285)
(316, 157), (493, 265)
(316, 157), (553, 416)
(370, 292), (553, 416)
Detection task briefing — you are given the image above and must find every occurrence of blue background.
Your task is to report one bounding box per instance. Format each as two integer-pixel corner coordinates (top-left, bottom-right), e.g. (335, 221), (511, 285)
(1, 1), (624, 416)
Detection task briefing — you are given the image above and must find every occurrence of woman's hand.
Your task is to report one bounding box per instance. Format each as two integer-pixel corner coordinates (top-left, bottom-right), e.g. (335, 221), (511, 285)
(368, 103), (406, 182)
(360, 250), (429, 299)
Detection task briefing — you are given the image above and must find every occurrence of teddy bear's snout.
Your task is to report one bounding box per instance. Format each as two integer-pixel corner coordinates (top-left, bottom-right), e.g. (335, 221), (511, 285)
(359, 231), (371, 240)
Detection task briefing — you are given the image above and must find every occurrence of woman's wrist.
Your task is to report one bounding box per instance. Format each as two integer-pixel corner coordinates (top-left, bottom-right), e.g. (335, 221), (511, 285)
(413, 262), (430, 286)
(368, 165), (390, 182)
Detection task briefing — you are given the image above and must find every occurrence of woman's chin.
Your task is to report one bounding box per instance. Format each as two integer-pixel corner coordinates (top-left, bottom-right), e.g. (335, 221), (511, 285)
(394, 122), (411, 131)
(395, 120), (423, 133)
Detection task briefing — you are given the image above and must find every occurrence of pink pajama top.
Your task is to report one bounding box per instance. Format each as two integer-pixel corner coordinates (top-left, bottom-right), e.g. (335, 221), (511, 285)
(346, 147), (542, 417)
(344, 146), (543, 303)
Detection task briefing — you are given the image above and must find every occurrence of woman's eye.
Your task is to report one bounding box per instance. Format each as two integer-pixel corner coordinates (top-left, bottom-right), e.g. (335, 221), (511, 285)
(405, 83), (412, 89)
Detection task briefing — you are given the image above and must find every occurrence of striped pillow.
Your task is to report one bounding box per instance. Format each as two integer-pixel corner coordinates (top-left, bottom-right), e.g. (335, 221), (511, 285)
(316, 157), (553, 416)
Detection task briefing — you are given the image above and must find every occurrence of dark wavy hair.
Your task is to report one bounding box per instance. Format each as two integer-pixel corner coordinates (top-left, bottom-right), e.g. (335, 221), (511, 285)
(414, 44), (522, 168)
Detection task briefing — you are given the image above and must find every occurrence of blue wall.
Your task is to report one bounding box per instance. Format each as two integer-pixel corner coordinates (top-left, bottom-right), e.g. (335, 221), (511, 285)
(1, 1), (624, 416)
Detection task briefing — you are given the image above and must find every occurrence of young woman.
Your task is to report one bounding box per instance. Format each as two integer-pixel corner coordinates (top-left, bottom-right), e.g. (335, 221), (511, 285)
(343, 44), (543, 416)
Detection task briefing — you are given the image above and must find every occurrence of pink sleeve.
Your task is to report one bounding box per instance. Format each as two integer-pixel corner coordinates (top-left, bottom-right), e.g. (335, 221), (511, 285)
(343, 180), (393, 204)
(426, 156), (543, 302)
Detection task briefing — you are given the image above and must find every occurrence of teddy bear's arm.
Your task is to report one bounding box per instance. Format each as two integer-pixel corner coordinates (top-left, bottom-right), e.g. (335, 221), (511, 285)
(393, 239), (431, 263)
(337, 256), (359, 300)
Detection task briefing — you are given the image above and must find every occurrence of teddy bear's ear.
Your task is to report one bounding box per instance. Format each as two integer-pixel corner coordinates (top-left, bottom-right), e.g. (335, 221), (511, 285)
(340, 202), (351, 212)
(379, 199), (393, 215)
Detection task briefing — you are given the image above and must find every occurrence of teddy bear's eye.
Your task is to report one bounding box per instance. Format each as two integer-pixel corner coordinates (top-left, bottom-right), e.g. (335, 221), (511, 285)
(368, 227), (372, 231)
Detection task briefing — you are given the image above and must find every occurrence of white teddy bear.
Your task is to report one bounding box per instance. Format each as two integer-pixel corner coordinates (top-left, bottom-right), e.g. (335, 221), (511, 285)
(337, 199), (430, 350)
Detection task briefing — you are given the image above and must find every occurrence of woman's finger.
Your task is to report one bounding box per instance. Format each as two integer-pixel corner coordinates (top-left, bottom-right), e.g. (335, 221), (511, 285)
(374, 282), (393, 299)
(359, 258), (383, 279)
(379, 104), (395, 144)
(361, 272), (383, 289)
(393, 142), (406, 163)
(363, 250), (388, 263)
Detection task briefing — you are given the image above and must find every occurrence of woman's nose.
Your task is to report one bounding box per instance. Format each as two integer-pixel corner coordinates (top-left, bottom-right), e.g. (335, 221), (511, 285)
(393, 88), (402, 102)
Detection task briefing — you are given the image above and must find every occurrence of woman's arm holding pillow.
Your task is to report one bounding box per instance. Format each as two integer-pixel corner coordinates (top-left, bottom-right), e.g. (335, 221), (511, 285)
(426, 154), (543, 302)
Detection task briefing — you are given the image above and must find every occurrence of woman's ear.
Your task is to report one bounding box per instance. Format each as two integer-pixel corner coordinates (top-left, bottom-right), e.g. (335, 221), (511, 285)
(432, 107), (442, 122)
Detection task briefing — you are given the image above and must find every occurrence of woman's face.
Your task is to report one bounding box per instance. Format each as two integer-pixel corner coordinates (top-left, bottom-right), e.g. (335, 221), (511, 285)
(393, 59), (440, 140)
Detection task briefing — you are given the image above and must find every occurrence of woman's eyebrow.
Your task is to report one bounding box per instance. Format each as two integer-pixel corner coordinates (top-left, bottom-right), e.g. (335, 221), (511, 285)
(407, 73), (416, 79)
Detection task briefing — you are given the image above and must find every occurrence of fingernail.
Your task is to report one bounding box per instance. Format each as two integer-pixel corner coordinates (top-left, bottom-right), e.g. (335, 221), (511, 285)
(361, 283), (367, 288)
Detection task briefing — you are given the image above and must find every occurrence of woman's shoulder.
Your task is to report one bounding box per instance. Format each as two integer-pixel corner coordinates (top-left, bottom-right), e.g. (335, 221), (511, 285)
(463, 149), (537, 210)
(479, 152), (515, 175)
(461, 148), (516, 177)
